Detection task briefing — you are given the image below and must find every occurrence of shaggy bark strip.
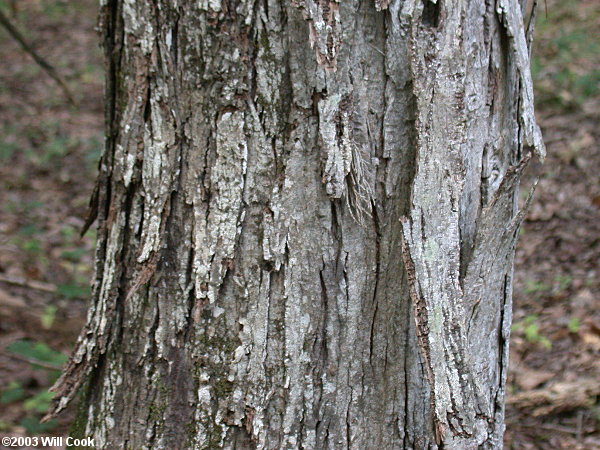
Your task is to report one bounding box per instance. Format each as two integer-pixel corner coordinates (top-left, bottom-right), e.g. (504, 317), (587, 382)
(47, 0), (543, 448)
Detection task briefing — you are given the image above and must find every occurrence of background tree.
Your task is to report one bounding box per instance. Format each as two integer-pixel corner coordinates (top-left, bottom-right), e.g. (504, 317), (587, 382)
(46, 0), (544, 447)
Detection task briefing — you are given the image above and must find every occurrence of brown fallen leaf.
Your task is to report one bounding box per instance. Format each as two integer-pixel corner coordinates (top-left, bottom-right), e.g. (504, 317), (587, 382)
(581, 330), (600, 351)
(515, 366), (556, 391)
(508, 378), (600, 417)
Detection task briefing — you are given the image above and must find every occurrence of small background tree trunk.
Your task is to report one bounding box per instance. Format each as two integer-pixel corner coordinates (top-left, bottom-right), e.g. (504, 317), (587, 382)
(48, 0), (543, 448)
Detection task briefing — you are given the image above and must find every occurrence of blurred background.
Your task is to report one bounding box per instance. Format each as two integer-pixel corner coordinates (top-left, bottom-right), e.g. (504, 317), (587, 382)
(0, 0), (598, 448)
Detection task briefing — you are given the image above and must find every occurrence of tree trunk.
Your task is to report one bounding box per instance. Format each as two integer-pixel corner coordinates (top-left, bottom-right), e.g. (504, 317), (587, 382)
(48, 0), (544, 448)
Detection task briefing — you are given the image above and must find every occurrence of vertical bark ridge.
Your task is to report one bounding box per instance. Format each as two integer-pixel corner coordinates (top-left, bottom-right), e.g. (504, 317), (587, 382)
(398, 0), (544, 447)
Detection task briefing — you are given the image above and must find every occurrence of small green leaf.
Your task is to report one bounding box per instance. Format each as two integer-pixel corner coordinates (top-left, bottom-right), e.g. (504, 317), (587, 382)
(24, 201), (44, 212)
(61, 248), (87, 262)
(0, 381), (25, 404)
(539, 336), (553, 350)
(568, 317), (581, 333)
(60, 225), (77, 239)
(524, 280), (549, 294)
(41, 305), (58, 329)
(24, 391), (54, 413)
(19, 416), (58, 434)
(554, 275), (573, 292)
(0, 141), (18, 160)
(21, 239), (42, 254)
(19, 224), (43, 237)
(57, 283), (90, 299)
(524, 323), (540, 342)
(6, 340), (67, 368)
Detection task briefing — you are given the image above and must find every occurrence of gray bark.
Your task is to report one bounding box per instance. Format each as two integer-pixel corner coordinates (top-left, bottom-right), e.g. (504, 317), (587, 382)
(47, 0), (544, 448)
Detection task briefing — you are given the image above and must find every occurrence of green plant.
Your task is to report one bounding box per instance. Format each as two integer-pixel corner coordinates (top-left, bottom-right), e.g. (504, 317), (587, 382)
(523, 279), (550, 295)
(57, 282), (90, 299)
(26, 135), (74, 167)
(2, 340), (66, 433)
(568, 317), (581, 333)
(84, 136), (102, 170)
(18, 224), (43, 237)
(0, 381), (26, 404)
(60, 224), (77, 240)
(0, 124), (18, 160)
(10, 224), (44, 255)
(533, 1), (600, 110)
(0, 140), (18, 160)
(23, 391), (55, 414)
(40, 305), (58, 329)
(20, 238), (43, 254)
(61, 248), (87, 262)
(6, 340), (67, 369)
(512, 315), (552, 350)
(19, 416), (58, 434)
(24, 201), (44, 212)
(41, 0), (70, 20)
(554, 274), (573, 293)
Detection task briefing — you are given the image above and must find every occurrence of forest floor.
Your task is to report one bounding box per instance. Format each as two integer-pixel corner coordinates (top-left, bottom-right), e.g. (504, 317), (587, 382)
(0, 0), (598, 448)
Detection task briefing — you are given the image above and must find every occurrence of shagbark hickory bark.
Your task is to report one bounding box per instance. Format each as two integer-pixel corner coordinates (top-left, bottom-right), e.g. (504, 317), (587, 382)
(48, 0), (543, 448)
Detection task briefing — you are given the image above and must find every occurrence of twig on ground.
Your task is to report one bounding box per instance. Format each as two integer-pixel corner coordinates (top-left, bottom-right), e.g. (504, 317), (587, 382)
(576, 410), (584, 443)
(0, 274), (57, 294)
(515, 420), (585, 436)
(0, 8), (76, 105)
(2, 350), (63, 371)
